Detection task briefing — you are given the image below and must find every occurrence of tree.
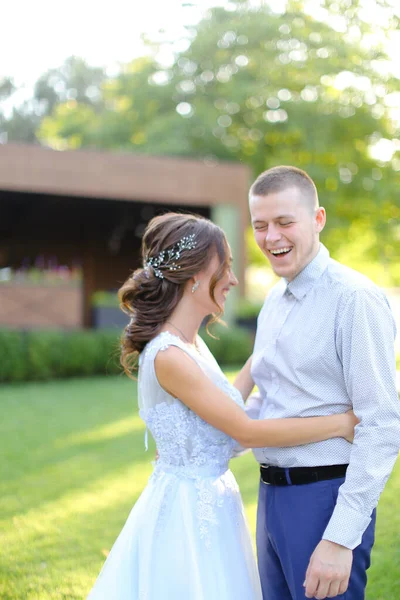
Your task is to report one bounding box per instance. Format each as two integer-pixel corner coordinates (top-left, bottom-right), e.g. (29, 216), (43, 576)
(37, 1), (400, 282)
(3, 1), (399, 282)
(0, 57), (106, 145)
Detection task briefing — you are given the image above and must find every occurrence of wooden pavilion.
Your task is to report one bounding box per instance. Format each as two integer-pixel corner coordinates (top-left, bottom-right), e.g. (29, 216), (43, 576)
(0, 143), (250, 328)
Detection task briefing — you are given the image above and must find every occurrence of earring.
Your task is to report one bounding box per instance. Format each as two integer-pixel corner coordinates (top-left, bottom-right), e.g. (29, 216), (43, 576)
(192, 281), (200, 294)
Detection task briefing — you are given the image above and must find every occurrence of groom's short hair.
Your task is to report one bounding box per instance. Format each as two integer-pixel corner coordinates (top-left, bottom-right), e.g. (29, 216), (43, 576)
(249, 166), (318, 210)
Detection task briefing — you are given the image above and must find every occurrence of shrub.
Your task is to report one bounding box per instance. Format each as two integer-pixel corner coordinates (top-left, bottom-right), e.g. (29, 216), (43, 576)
(58, 331), (120, 378)
(0, 325), (253, 383)
(0, 330), (28, 382)
(203, 324), (254, 366)
(0, 329), (121, 383)
(26, 331), (66, 380)
(235, 298), (263, 320)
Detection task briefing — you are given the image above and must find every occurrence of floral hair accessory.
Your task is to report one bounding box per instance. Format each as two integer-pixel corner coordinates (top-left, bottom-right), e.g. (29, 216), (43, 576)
(144, 234), (197, 279)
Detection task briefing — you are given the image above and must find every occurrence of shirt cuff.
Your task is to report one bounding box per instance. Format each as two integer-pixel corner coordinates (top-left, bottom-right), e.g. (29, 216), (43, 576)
(322, 503), (372, 550)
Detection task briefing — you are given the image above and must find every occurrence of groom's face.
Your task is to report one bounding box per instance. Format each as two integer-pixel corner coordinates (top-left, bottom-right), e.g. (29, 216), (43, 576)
(249, 186), (325, 281)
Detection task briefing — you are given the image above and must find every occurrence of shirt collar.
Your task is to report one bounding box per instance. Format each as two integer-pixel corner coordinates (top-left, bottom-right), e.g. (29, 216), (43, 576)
(285, 244), (330, 300)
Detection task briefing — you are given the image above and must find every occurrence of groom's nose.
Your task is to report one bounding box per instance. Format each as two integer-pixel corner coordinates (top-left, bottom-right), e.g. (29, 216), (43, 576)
(265, 225), (281, 243)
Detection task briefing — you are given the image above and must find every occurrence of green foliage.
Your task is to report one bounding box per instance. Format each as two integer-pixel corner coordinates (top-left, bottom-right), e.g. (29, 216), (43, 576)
(36, 1), (400, 282)
(204, 324), (253, 364)
(26, 331), (67, 380)
(0, 57), (105, 145)
(0, 329), (121, 383)
(0, 330), (28, 382)
(91, 291), (119, 308)
(235, 297), (263, 319)
(246, 226), (267, 267)
(1, 2), (399, 282)
(0, 326), (253, 382)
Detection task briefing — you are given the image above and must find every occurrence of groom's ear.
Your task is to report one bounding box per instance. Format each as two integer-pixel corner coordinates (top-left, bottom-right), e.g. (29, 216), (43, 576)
(315, 207), (326, 233)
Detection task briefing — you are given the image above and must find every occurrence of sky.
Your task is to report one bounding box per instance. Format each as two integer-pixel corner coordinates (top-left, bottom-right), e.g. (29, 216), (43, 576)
(1, 0), (228, 87)
(2, 0), (398, 86)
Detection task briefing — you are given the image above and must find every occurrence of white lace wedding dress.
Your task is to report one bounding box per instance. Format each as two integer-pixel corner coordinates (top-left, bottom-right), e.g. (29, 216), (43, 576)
(87, 331), (262, 600)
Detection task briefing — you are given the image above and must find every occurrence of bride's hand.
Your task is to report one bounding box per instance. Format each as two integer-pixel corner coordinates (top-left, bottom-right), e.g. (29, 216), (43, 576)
(342, 410), (359, 443)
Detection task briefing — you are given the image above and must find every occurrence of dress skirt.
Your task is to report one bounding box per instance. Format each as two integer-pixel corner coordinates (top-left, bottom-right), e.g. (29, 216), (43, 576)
(87, 463), (262, 600)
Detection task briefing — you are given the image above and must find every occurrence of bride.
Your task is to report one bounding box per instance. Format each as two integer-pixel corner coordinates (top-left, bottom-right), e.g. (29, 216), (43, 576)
(87, 212), (357, 600)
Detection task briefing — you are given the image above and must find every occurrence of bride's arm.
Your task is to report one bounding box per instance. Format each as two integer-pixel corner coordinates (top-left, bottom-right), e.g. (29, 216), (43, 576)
(233, 355), (254, 400)
(155, 347), (358, 448)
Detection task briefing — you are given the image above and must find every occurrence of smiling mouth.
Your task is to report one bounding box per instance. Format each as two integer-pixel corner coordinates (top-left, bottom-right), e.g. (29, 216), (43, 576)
(269, 247), (292, 257)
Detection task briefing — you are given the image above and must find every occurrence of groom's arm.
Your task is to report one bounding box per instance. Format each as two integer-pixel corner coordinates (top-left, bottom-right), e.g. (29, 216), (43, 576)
(304, 287), (400, 598)
(323, 287), (400, 549)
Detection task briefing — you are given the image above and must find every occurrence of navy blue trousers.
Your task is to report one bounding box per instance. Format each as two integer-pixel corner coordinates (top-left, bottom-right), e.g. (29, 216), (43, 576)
(256, 476), (376, 600)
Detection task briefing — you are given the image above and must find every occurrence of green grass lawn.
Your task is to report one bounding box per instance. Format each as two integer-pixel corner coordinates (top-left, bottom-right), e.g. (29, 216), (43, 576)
(1, 375), (399, 599)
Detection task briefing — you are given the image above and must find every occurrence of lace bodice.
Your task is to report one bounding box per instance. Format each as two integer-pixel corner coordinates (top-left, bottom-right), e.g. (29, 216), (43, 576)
(138, 331), (244, 474)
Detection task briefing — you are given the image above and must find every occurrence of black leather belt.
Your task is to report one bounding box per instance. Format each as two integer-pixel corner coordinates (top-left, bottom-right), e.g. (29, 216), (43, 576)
(260, 464), (348, 486)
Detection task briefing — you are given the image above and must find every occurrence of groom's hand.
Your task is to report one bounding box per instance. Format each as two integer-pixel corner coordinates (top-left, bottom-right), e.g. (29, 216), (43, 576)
(304, 540), (352, 599)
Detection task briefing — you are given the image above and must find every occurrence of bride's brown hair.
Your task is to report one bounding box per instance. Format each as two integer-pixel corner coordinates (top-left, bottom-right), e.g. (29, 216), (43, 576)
(118, 212), (230, 374)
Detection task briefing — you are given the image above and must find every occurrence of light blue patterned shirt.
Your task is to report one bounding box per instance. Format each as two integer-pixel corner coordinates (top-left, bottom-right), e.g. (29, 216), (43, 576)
(249, 243), (400, 549)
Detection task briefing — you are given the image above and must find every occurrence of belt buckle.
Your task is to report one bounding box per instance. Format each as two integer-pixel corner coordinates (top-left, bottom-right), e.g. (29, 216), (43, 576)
(260, 465), (272, 485)
(261, 465), (289, 486)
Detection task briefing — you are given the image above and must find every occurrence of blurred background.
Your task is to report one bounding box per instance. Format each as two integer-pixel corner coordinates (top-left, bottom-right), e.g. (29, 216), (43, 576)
(1, 1), (399, 598)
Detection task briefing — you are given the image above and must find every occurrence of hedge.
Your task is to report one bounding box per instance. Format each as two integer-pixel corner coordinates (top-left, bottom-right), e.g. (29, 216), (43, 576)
(0, 329), (121, 383)
(202, 324), (254, 366)
(0, 325), (253, 383)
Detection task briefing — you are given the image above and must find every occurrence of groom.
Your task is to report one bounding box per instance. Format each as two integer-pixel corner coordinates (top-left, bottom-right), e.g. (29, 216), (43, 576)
(246, 166), (400, 599)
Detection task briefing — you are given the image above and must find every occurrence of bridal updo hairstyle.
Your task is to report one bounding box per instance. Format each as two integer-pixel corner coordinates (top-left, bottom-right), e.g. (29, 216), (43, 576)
(118, 212), (230, 374)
